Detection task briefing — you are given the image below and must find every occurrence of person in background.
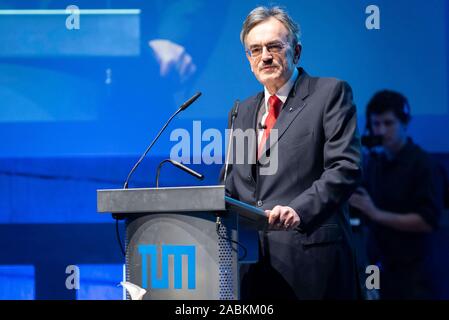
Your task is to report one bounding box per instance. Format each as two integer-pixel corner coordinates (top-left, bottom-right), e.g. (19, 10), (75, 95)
(349, 90), (442, 299)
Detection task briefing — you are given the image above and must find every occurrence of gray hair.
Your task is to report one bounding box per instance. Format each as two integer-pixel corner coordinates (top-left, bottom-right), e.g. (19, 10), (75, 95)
(240, 6), (301, 47)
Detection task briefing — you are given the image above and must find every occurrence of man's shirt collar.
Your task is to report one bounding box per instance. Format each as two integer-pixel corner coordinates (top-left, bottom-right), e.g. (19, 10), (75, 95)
(263, 67), (299, 107)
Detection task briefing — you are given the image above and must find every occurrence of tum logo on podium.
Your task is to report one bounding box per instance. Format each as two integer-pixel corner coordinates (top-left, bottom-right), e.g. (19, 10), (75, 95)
(138, 244), (196, 290)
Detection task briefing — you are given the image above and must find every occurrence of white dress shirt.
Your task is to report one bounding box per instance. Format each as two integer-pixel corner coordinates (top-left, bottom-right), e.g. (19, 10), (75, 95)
(258, 68), (299, 144)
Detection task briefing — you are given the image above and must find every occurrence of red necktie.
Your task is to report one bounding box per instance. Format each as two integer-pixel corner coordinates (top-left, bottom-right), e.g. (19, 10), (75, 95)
(258, 95), (282, 158)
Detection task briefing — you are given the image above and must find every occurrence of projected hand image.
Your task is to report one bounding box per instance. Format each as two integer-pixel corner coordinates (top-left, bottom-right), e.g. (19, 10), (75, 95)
(148, 39), (196, 83)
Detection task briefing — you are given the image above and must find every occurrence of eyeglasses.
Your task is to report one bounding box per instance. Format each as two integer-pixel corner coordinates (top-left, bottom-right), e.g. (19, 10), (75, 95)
(246, 41), (288, 58)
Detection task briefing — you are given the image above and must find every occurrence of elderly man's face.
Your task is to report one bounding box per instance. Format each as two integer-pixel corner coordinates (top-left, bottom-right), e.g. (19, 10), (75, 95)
(245, 17), (300, 94)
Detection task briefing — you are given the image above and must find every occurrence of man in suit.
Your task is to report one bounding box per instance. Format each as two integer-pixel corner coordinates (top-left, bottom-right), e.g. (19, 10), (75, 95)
(221, 6), (362, 299)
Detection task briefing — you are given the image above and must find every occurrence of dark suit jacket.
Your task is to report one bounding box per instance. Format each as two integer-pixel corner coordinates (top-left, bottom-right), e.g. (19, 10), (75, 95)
(221, 68), (362, 299)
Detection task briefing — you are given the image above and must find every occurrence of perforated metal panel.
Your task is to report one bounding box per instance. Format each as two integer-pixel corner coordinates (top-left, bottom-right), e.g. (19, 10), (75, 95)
(218, 223), (234, 300)
(125, 218), (131, 300)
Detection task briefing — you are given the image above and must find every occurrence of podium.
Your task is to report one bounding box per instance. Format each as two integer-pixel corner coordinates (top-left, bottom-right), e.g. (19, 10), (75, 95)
(97, 185), (267, 300)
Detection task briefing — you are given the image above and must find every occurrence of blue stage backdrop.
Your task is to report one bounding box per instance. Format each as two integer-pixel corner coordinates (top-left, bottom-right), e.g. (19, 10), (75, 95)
(0, 0), (448, 299)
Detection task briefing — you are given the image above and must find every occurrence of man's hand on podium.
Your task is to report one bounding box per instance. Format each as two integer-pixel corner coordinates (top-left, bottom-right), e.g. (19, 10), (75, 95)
(265, 205), (300, 231)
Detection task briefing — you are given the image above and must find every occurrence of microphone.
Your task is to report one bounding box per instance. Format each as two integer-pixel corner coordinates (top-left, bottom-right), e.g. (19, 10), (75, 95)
(123, 92), (202, 189)
(180, 92), (202, 111)
(223, 100), (240, 183)
(217, 99), (240, 236)
(155, 159), (204, 188)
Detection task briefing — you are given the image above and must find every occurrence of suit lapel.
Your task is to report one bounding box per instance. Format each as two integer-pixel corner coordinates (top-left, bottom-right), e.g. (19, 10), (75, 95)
(243, 92), (264, 132)
(260, 68), (311, 159)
